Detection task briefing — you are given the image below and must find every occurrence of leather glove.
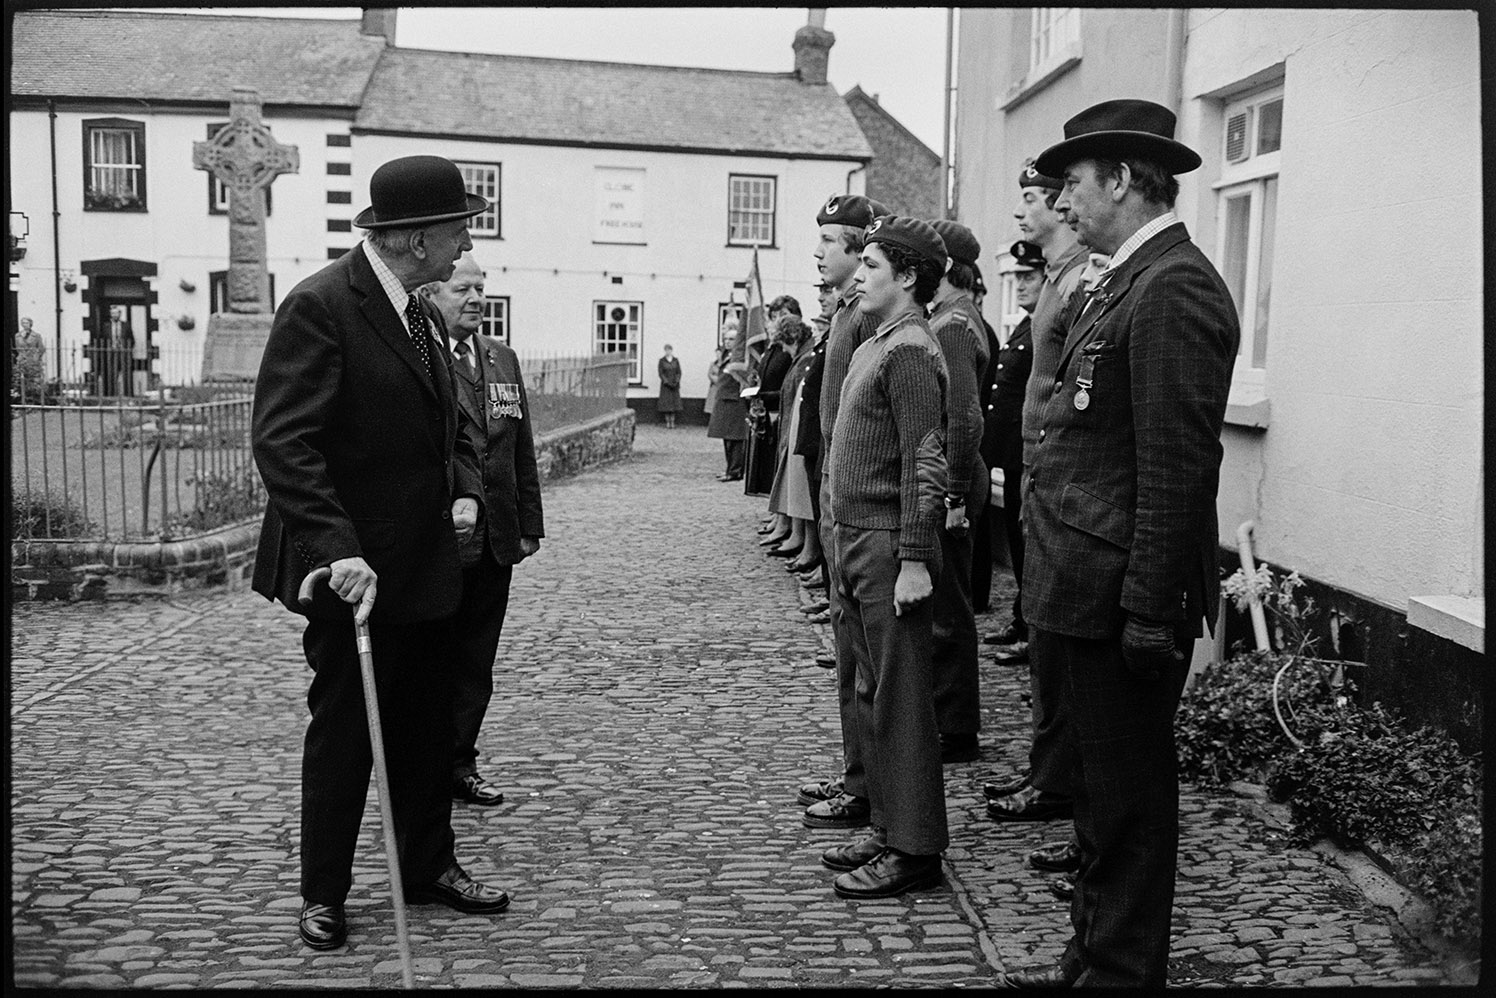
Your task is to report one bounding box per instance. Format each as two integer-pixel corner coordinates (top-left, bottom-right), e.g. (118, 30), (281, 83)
(1120, 614), (1184, 681)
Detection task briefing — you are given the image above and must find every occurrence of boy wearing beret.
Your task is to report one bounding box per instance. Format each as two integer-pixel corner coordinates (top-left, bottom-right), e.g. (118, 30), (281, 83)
(818, 215), (951, 899)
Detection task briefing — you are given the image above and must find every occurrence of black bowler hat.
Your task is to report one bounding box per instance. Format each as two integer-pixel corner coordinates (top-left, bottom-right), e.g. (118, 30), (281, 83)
(1035, 99), (1201, 177)
(1009, 240), (1046, 273)
(816, 193), (889, 228)
(928, 219), (981, 266)
(864, 215), (947, 272)
(354, 155), (489, 229)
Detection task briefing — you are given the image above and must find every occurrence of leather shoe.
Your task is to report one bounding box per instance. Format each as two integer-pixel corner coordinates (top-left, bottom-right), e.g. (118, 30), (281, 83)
(452, 773), (504, 806)
(832, 848), (942, 898)
(803, 792), (870, 829)
(1001, 964), (1079, 988)
(796, 776), (845, 806)
(1028, 840), (1081, 873)
(939, 733), (979, 764)
(767, 545), (802, 559)
(799, 600), (831, 615)
(813, 651), (836, 669)
(1047, 872), (1075, 901)
(982, 773), (1030, 800)
(806, 610), (831, 624)
(406, 861), (510, 914)
(983, 623), (1026, 645)
(820, 831), (886, 871)
(298, 901), (347, 950)
(987, 785), (1073, 822)
(718, 472), (743, 482)
(992, 640), (1030, 666)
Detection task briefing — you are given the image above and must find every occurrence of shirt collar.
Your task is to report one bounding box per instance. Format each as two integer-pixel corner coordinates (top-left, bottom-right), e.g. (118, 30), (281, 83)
(1043, 241), (1086, 284)
(363, 239), (415, 332)
(1100, 212), (1179, 278)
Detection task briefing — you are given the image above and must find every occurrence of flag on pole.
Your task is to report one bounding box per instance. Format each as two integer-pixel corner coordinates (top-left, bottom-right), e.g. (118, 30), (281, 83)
(737, 247), (768, 364)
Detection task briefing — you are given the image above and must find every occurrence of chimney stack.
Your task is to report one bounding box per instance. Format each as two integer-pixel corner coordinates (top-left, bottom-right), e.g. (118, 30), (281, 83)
(361, 7), (396, 44)
(793, 9), (834, 85)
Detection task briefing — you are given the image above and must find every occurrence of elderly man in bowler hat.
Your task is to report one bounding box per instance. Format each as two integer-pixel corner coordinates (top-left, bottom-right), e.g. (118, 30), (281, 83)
(252, 155), (512, 952)
(923, 218), (991, 766)
(816, 214), (951, 899)
(999, 101), (1239, 989)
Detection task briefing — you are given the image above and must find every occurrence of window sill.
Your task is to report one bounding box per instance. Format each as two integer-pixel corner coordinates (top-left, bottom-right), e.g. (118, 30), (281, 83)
(1000, 48), (1082, 112)
(1224, 385), (1271, 429)
(1407, 594), (1485, 654)
(726, 243), (778, 251)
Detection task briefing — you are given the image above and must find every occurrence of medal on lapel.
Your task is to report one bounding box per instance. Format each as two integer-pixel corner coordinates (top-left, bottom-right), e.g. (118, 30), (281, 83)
(487, 382), (523, 420)
(1074, 351), (1098, 411)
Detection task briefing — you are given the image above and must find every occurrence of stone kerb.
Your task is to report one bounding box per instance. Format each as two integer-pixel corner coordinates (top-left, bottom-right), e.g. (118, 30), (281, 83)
(9, 409), (636, 601)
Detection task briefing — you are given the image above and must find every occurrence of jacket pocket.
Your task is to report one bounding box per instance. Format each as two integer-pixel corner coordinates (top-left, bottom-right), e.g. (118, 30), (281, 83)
(1058, 483), (1133, 551)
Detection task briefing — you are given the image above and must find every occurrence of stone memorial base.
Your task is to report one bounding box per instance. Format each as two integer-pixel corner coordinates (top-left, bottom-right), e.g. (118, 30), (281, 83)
(201, 312), (274, 382)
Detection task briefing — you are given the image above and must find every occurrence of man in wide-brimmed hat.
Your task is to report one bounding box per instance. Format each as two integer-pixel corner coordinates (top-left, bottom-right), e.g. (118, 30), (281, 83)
(253, 155), (511, 952)
(1001, 100), (1240, 989)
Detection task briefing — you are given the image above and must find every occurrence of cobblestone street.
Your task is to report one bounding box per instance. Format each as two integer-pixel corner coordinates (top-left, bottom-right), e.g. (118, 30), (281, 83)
(9, 423), (1465, 989)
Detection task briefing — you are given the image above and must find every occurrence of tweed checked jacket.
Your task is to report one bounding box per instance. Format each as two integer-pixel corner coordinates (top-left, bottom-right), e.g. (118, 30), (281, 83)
(1022, 222), (1238, 640)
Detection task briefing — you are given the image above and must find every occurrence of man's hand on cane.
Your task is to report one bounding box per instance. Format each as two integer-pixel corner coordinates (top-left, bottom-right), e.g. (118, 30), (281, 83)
(327, 556), (378, 625)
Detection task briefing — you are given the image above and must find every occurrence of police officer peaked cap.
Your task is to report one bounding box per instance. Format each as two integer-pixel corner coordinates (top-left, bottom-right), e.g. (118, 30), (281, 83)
(1035, 99), (1202, 177)
(1009, 240), (1046, 273)
(864, 215), (947, 272)
(816, 194), (890, 228)
(1018, 158), (1064, 191)
(354, 155), (489, 229)
(928, 219), (981, 265)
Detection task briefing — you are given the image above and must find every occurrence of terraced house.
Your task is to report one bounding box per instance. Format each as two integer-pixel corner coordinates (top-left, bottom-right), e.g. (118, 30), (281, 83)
(9, 7), (940, 415)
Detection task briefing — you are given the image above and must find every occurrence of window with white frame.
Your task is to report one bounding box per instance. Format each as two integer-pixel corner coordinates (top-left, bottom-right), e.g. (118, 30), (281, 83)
(456, 161), (501, 237)
(481, 296), (510, 345)
(594, 300), (643, 384)
(998, 272), (1025, 344)
(83, 118), (146, 211)
(1030, 8), (1080, 72)
(728, 175), (776, 246)
(1214, 84), (1283, 382)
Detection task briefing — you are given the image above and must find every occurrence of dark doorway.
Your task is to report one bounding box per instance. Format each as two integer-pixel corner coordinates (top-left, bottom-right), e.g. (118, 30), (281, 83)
(81, 259), (157, 397)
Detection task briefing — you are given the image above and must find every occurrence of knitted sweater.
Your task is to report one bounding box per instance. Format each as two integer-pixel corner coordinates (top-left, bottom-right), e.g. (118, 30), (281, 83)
(828, 308), (949, 562)
(927, 291), (990, 502)
(818, 294), (881, 462)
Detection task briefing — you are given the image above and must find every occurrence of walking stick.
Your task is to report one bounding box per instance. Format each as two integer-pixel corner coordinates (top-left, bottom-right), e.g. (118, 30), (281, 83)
(299, 566), (416, 990)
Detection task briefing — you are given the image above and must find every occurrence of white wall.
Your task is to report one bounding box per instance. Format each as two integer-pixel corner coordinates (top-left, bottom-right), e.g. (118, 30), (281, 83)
(355, 134), (861, 400)
(10, 107), (352, 384)
(1177, 8), (1483, 607)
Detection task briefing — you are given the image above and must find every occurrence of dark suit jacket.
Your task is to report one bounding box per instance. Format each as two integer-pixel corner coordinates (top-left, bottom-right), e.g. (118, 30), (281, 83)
(753, 342), (795, 412)
(251, 244), (482, 623)
(1022, 222), (1239, 640)
(792, 332), (829, 464)
(982, 316), (1031, 471)
(450, 334), (545, 567)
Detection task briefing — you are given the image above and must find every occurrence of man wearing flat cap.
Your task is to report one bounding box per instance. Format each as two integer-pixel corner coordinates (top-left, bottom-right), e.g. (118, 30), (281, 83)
(253, 154), (512, 952)
(797, 193), (891, 830)
(923, 218), (991, 766)
(817, 214), (951, 900)
(1002, 100), (1239, 989)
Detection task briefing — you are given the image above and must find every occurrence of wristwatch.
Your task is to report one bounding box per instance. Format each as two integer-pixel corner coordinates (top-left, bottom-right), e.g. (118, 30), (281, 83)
(943, 493), (966, 509)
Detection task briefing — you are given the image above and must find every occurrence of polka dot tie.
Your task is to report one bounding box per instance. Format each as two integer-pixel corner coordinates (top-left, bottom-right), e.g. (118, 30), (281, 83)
(404, 293), (434, 379)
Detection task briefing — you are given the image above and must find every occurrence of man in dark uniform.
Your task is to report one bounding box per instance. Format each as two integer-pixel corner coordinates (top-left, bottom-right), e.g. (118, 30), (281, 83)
(424, 252), (544, 809)
(252, 156), (512, 952)
(1001, 99), (1238, 989)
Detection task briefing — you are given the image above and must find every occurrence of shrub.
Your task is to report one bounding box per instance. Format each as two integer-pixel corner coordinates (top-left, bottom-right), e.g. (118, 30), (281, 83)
(11, 487), (96, 539)
(1407, 792), (1483, 943)
(163, 466), (265, 536)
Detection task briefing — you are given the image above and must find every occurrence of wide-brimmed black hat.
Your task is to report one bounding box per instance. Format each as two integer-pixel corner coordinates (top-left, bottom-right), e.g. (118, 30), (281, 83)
(354, 155), (489, 229)
(1035, 99), (1201, 177)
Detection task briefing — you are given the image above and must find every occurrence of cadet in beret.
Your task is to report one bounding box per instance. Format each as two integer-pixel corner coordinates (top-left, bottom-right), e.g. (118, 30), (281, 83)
(816, 215), (951, 900)
(797, 193), (890, 829)
(923, 218), (991, 766)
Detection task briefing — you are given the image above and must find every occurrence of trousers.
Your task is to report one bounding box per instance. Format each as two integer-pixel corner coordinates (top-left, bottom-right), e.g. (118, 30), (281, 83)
(451, 556), (515, 779)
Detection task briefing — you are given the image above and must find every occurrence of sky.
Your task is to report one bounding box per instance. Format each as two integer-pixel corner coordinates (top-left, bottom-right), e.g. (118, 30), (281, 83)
(138, 6), (953, 153)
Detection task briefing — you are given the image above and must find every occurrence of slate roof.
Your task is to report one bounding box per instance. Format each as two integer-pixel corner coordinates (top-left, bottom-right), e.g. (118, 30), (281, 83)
(355, 47), (872, 160)
(10, 9), (385, 108)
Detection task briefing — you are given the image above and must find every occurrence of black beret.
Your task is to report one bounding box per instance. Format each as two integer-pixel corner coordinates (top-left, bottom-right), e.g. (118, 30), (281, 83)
(1017, 157), (1064, 191)
(928, 219), (981, 265)
(816, 194), (890, 228)
(864, 215), (947, 272)
(1009, 240), (1046, 273)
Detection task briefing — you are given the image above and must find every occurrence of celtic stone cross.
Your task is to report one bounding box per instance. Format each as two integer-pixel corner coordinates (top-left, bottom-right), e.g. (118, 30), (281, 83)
(192, 87), (299, 314)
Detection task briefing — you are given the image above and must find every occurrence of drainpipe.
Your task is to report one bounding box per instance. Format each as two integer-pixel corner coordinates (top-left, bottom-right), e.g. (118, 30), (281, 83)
(1163, 8), (1187, 115)
(49, 98), (62, 379)
(939, 7), (954, 218)
(1236, 520), (1272, 651)
(845, 164), (865, 196)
